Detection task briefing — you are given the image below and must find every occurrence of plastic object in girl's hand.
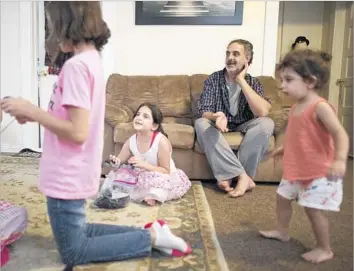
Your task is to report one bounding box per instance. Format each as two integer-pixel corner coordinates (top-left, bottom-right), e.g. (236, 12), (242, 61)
(102, 159), (120, 169)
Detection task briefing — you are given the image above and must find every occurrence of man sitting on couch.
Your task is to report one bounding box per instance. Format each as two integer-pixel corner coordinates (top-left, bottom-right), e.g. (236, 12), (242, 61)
(194, 39), (274, 198)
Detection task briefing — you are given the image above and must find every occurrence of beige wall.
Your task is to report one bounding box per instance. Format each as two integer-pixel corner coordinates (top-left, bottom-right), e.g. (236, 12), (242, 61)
(321, 2), (336, 99)
(0, 1), (281, 152)
(321, 2), (336, 53)
(1, 2), (39, 153)
(101, 2), (280, 77)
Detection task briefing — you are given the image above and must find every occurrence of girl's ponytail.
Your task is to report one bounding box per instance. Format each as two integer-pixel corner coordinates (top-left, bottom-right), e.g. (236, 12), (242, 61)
(157, 124), (168, 138)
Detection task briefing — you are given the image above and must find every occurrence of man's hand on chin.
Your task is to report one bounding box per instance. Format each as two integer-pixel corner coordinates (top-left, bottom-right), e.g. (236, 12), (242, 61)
(235, 63), (249, 84)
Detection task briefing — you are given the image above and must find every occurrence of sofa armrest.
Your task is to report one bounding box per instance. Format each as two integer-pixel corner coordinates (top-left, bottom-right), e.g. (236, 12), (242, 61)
(103, 120), (114, 157)
(105, 104), (134, 127)
(102, 104), (133, 174)
(101, 121), (115, 176)
(274, 130), (286, 148)
(268, 108), (290, 135)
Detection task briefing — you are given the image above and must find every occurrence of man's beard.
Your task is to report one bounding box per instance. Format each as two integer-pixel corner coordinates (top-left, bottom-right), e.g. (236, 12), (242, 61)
(226, 62), (241, 74)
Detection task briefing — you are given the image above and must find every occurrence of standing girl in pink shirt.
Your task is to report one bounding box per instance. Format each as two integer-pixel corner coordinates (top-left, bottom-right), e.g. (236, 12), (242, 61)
(1, 1), (190, 267)
(259, 49), (349, 263)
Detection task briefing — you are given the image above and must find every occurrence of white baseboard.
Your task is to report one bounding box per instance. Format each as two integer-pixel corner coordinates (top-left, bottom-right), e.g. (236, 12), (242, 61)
(30, 147), (42, 152)
(0, 144), (23, 154)
(0, 145), (42, 154)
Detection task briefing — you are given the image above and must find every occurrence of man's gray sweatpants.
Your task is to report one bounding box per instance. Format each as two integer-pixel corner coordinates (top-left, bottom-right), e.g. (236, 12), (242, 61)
(194, 117), (275, 183)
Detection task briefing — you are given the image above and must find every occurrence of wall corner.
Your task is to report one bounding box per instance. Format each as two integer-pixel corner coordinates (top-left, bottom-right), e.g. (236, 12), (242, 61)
(262, 1), (280, 77)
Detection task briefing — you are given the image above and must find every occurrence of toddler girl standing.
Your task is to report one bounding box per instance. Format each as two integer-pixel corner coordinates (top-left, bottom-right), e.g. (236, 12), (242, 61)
(259, 49), (349, 264)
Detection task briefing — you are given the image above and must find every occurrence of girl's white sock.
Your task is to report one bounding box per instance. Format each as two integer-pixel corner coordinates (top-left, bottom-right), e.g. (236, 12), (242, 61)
(145, 220), (192, 256)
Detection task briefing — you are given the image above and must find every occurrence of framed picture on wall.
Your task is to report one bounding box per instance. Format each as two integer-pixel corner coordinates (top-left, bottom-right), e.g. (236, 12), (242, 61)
(135, 1), (244, 25)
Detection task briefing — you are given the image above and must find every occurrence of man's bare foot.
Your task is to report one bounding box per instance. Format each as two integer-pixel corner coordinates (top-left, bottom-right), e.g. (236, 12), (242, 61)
(301, 248), (334, 263)
(218, 180), (234, 192)
(144, 198), (156, 206)
(228, 174), (256, 198)
(259, 230), (290, 242)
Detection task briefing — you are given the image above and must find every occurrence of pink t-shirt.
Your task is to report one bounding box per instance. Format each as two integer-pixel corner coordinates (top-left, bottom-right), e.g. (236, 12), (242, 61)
(39, 50), (105, 199)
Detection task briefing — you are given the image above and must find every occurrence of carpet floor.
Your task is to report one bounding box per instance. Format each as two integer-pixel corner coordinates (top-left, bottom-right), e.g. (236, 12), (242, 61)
(1, 153), (352, 270)
(0, 155), (228, 271)
(203, 159), (353, 271)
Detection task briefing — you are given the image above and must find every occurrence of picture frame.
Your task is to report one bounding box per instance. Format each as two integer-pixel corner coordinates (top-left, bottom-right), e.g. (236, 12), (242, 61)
(135, 1), (244, 25)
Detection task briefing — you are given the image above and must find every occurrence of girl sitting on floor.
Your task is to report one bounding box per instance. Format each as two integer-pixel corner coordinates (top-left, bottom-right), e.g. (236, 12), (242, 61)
(110, 102), (192, 206)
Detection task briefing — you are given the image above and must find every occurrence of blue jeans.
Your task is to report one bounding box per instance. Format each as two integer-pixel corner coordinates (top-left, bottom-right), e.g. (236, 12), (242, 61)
(46, 197), (152, 265)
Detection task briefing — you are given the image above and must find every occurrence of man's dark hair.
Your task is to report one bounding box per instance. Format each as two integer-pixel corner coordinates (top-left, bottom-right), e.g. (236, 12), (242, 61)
(228, 39), (254, 65)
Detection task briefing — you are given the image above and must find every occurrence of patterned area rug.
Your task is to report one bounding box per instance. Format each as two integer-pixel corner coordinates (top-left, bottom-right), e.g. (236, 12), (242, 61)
(0, 155), (228, 271)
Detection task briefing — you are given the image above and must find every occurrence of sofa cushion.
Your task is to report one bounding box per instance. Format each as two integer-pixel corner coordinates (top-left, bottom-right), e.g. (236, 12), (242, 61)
(114, 123), (135, 144)
(194, 132), (275, 153)
(114, 123), (195, 150)
(268, 108), (290, 134)
(163, 123), (195, 149)
(256, 76), (282, 110)
(106, 74), (192, 117)
(105, 104), (133, 127)
(190, 74), (208, 104)
(163, 117), (192, 126)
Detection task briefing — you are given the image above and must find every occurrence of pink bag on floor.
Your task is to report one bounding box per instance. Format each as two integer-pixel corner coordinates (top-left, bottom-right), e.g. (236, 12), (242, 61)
(93, 164), (139, 209)
(0, 201), (28, 267)
(1, 247), (10, 267)
(112, 166), (139, 194)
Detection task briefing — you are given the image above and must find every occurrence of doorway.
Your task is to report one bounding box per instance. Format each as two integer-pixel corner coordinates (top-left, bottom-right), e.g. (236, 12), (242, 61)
(35, 1), (57, 149)
(0, 2), (39, 153)
(325, 2), (353, 157)
(338, 2), (353, 156)
(276, 1), (329, 106)
(276, 1), (327, 60)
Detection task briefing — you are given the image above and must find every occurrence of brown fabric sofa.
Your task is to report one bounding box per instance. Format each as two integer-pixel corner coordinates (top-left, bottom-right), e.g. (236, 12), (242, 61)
(103, 74), (294, 182)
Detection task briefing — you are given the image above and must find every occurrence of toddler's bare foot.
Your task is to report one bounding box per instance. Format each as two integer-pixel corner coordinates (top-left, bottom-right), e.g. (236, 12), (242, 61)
(218, 180), (234, 192)
(259, 230), (290, 242)
(144, 198), (156, 206)
(301, 248), (334, 263)
(228, 174), (256, 198)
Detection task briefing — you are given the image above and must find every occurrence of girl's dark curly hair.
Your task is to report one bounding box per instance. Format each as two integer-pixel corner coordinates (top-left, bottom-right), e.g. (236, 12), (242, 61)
(277, 49), (332, 90)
